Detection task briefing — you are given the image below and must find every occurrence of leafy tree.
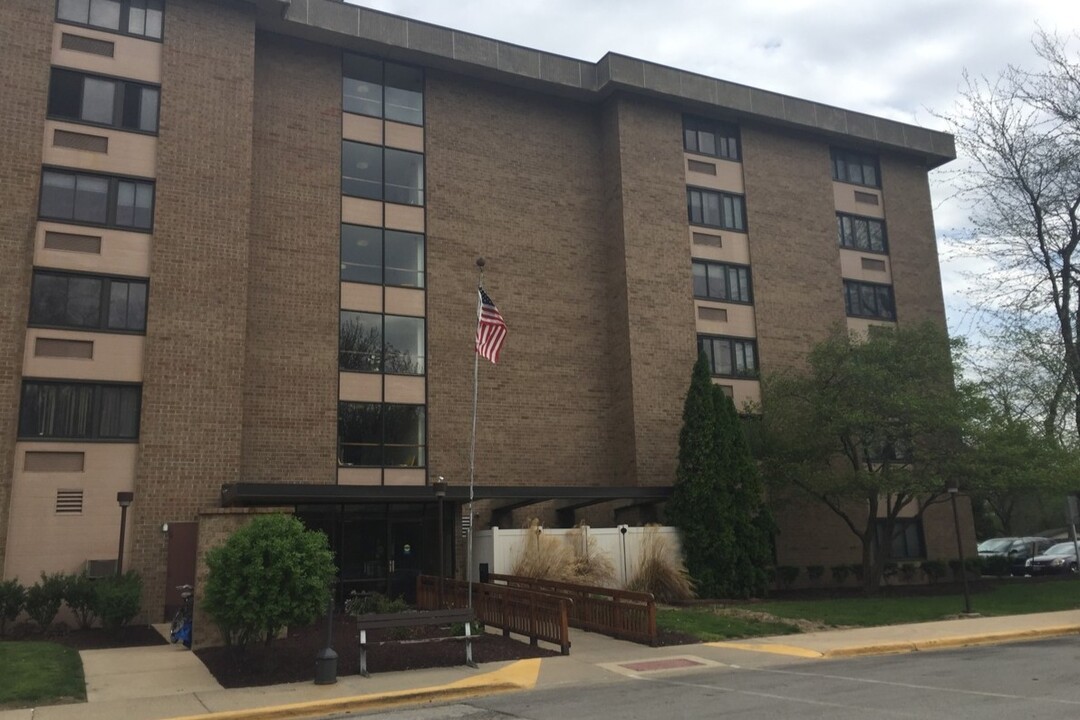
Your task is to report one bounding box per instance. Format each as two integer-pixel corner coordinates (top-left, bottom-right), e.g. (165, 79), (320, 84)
(755, 323), (973, 593)
(667, 352), (774, 599)
(203, 514), (335, 650)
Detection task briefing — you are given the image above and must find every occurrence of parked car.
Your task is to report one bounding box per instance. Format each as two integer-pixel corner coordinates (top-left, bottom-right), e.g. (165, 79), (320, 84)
(1026, 542), (1080, 575)
(978, 537), (1018, 556)
(978, 537), (1054, 576)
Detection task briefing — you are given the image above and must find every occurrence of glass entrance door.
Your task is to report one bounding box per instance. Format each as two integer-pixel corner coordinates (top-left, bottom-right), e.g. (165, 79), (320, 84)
(389, 521), (423, 603)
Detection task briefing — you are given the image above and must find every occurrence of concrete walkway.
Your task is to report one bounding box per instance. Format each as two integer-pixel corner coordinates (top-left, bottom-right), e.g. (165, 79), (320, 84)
(5, 611), (1080, 720)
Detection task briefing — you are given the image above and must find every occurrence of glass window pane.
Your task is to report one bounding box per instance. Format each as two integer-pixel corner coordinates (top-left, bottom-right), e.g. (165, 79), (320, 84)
(384, 149), (424, 205)
(384, 230), (424, 288)
(48, 69), (83, 120)
(860, 285), (877, 315)
(74, 175), (109, 223)
(683, 128), (696, 152)
(19, 383), (94, 439)
(339, 311), (382, 372)
(384, 63), (423, 125)
(338, 402), (382, 466)
(704, 192), (721, 226)
(144, 0), (163, 39)
(863, 162), (878, 187)
(342, 55), (383, 116)
(384, 315), (424, 375)
(128, 0), (146, 35)
(730, 196), (745, 230)
(698, 131), (716, 156)
(342, 142), (382, 199)
(382, 404), (425, 467)
(837, 215), (849, 246)
(868, 221), (884, 251)
(115, 181), (135, 226)
(700, 337), (714, 373)
(30, 274), (68, 326)
(58, 0), (90, 23)
(688, 191), (702, 224)
(341, 224), (382, 284)
(88, 0), (121, 29)
(716, 339), (733, 376)
(127, 282), (147, 330)
(877, 286), (894, 318)
(108, 281), (129, 329)
(138, 87), (159, 131)
(854, 219), (870, 249)
(708, 264), (727, 300)
(848, 160), (864, 185)
(98, 385), (139, 438)
(133, 182), (153, 228)
(41, 172), (76, 220)
(67, 276), (102, 327)
(692, 263), (707, 297)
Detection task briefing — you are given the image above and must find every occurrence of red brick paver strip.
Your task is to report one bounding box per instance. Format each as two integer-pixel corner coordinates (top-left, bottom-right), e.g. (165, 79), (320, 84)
(620, 658), (704, 672)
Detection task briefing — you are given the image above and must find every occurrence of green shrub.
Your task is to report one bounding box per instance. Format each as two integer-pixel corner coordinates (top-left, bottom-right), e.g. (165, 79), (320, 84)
(806, 565), (825, 583)
(921, 560), (947, 583)
(830, 564), (850, 585)
(882, 562), (899, 584)
(26, 573), (66, 630)
(0, 579), (26, 636)
(849, 564), (865, 582)
(776, 566), (800, 588)
(64, 573), (98, 630)
(345, 591), (409, 616)
(982, 555), (1010, 577)
(948, 559), (964, 578)
(898, 563), (918, 583)
(203, 514), (336, 650)
(965, 557), (983, 576)
(95, 572), (142, 632)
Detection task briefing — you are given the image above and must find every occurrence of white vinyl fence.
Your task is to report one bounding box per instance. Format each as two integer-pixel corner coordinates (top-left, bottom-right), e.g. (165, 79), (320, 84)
(473, 525), (683, 588)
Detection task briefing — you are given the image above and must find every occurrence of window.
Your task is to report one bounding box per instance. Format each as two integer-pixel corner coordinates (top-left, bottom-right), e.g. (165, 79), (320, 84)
(48, 69), (159, 133)
(837, 213), (887, 253)
(40, 169), (153, 231)
(687, 188), (746, 231)
(338, 402), (425, 467)
(844, 280), (895, 320)
(697, 335), (757, 378)
(341, 224), (425, 288)
(831, 147), (880, 188)
(692, 260), (752, 303)
(30, 270), (147, 332)
(683, 117), (740, 161)
(340, 312), (425, 375)
(342, 142), (424, 206)
(19, 381), (140, 440)
(57, 0), (163, 40)
(343, 54), (424, 125)
(876, 519), (925, 559)
(864, 438), (912, 465)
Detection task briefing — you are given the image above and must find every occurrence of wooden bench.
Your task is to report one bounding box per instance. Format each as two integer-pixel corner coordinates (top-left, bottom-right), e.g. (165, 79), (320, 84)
(355, 608), (478, 677)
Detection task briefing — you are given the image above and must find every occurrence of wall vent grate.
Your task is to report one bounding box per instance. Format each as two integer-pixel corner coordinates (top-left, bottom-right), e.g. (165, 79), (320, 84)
(56, 489), (84, 514)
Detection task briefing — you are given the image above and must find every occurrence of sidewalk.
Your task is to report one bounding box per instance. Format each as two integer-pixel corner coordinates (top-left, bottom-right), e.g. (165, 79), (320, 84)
(4, 610), (1080, 720)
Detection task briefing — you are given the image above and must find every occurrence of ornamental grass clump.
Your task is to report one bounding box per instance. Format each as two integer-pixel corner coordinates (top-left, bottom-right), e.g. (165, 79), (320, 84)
(511, 520), (575, 581)
(564, 527), (616, 587)
(626, 526), (695, 603)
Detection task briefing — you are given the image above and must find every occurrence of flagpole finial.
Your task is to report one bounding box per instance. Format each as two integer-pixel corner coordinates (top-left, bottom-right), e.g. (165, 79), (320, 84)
(475, 256), (485, 268)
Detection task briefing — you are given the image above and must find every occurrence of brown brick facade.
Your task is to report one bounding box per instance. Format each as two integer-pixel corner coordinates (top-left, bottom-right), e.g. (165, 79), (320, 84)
(241, 32), (340, 485)
(0, 0), (53, 579)
(130, 0), (257, 619)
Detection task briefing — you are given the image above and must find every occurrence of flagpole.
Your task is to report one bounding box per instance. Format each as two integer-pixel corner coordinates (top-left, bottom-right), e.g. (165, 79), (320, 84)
(467, 257), (485, 611)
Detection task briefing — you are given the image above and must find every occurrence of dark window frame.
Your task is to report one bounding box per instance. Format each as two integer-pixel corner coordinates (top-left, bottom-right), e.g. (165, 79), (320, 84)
(55, 0), (165, 41)
(342, 52), (425, 127)
(18, 379), (141, 442)
(697, 334), (759, 379)
(48, 66), (161, 135)
(39, 166), (155, 232)
(683, 116), (741, 161)
(837, 212), (889, 254)
(831, 147), (881, 188)
(843, 279), (896, 320)
(691, 259), (753, 304)
(29, 268), (148, 334)
(340, 223), (426, 289)
(687, 187), (747, 231)
(876, 518), (926, 560)
(337, 401), (426, 468)
(339, 311), (426, 376)
(341, 141), (425, 207)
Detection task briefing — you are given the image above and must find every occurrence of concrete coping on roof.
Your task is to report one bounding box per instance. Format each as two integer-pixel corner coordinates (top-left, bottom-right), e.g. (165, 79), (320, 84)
(269, 0), (954, 166)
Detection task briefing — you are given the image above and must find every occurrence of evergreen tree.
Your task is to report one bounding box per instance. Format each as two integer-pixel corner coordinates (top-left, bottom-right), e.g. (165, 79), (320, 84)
(667, 352), (774, 598)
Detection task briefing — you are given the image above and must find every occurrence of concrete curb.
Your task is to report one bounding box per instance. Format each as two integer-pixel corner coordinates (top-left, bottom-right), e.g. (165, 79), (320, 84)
(822, 624), (1080, 658)
(165, 658), (542, 720)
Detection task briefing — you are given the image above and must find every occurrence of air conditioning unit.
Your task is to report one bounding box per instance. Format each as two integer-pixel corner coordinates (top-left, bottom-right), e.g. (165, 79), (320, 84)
(85, 559), (118, 579)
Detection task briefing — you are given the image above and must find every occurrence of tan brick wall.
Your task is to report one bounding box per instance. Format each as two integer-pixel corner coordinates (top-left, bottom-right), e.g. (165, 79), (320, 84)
(424, 71), (625, 491)
(922, 494), (977, 561)
(742, 126), (845, 372)
(241, 32), (339, 484)
(0, 0), (52, 579)
(130, 0), (257, 620)
(881, 154), (948, 327)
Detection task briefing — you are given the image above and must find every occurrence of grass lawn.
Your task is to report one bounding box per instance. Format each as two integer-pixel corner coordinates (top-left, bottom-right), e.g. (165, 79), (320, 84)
(739, 578), (1080, 628)
(0, 642), (86, 709)
(657, 607), (802, 641)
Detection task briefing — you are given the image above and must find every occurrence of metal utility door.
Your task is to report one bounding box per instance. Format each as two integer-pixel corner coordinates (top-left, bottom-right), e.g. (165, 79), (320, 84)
(164, 522), (198, 621)
(388, 521), (423, 603)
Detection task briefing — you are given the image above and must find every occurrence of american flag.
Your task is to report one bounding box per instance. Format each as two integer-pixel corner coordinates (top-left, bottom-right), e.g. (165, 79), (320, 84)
(475, 287), (507, 364)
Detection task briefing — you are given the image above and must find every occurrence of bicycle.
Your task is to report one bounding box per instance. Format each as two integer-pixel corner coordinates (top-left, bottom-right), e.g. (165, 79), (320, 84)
(169, 584), (193, 649)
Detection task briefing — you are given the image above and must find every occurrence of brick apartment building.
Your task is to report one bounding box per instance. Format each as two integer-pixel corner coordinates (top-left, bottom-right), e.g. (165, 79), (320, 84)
(0, 0), (969, 618)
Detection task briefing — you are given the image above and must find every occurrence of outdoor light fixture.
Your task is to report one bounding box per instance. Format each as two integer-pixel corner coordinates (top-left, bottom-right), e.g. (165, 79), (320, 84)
(434, 476), (448, 609)
(116, 491), (134, 577)
(946, 480), (972, 614)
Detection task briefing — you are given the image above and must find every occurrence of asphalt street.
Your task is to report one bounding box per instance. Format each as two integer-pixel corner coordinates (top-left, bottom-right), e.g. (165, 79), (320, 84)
(346, 637), (1080, 719)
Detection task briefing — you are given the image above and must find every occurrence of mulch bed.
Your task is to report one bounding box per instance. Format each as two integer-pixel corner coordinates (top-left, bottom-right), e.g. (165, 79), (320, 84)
(195, 614), (560, 688)
(3, 623), (167, 650)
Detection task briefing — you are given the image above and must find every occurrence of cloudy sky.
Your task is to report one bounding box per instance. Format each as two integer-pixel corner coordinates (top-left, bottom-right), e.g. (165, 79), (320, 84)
(350, 0), (1078, 338)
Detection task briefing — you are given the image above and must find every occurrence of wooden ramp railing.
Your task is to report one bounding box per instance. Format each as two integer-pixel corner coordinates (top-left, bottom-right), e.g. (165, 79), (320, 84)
(416, 575), (571, 655)
(489, 573), (657, 646)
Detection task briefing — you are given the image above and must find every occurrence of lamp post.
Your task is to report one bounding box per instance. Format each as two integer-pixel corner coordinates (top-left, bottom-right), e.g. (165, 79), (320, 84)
(947, 480), (972, 614)
(434, 477), (447, 609)
(116, 491), (134, 577)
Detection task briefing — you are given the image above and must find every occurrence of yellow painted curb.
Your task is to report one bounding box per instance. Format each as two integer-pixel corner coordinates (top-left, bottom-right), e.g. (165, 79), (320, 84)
(912, 624), (1080, 652)
(166, 658), (542, 720)
(706, 642), (824, 659)
(823, 642), (917, 658)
